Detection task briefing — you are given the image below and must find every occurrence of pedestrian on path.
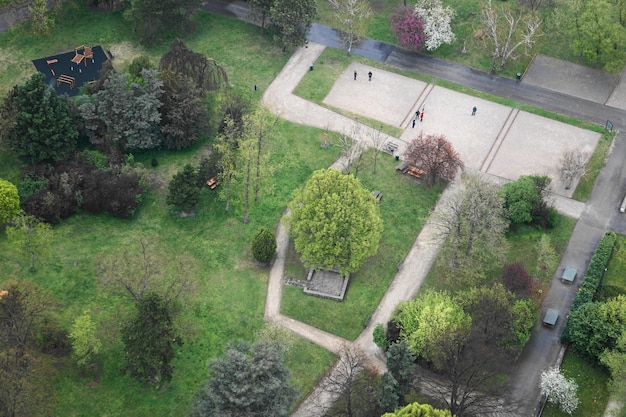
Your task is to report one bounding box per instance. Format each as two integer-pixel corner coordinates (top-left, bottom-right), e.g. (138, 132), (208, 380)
(354, 71), (357, 80)
(412, 118), (416, 128)
(420, 109), (424, 122)
(368, 71), (372, 81)
(415, 110), (420, 120)
(472, 106), (477, 116)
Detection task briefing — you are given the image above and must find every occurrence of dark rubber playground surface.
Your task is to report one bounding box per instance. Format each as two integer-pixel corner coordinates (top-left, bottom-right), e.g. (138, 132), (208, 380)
(32, 45), (108, 97)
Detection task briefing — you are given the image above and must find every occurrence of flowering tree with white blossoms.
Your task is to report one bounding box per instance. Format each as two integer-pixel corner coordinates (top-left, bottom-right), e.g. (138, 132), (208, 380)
(540, 368), (579, 415)
(414, 0), (456, 51)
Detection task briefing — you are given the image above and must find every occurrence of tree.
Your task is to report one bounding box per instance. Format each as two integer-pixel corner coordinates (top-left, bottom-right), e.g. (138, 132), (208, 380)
(502, 262), (534, 298)
(566, 296), (626, 361)
(121, 293), (181, 384)
(248, 0), (275, 34)
(600, 332), (626, 408)
(540, 368), (579, 415)
(480, 0), (542, 69)
(394, 290), (472, 360)
(191, 340), (298, 417)
(433, 174), (509, 287)
(167, 164), (201, 214)
(126, 0), (201, 46)
(5, 73), (78, 164)
(80, 70), (163, 156)
(369, 126), (387, 174)
(414, 0), (456, 51)
(29, 0), (54, 34)
(68, 310), (102, 368)
(286, 168), (383, 277)
(386, 340), (416, 397)
(6, 212), (52, 273)
(403, 133), (463, 187)
(501, 175), (555, 228)
(159, 39), (228, 92)
(390, 6), (426, 51)
(318, 344), (366, 417)
(559, 148), (589, 190)
(535, 234), (558, 281)
(0, 178), (19, 225)
(378, 372), (400, 413)
(329, 0), (372, 56)
(97, 237), (196, 304)
(552, 0), (626, 72)
(270, 0), (317, 51)
(381, 402), (452, 417)
(252, 227), (277, 263)
(336, 124), (366, 176)
(215, 116), (240, 212)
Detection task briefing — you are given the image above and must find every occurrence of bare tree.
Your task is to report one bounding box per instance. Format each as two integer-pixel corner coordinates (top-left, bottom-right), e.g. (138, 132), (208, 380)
(559, 148), (589, 189)
(329, 0), (372, 56)
(403, 132), (464, 187)
(336, 123), (366, 177)
(480, 0), (542, 69)
(369, 126), (388, 174)
(97, 238), (196, 304)
(318, 344), (366, 417)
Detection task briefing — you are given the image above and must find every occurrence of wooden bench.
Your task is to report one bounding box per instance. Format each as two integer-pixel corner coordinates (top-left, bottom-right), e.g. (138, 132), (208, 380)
(46, 59), (58, 65)
(207, 177), (220, 189)
(406, 167), (424, 179)
(56, 75), (75, 89)
(372, 190), (383, 201)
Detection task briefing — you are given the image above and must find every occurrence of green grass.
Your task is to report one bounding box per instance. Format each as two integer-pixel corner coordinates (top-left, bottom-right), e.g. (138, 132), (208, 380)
(542, 351), (610, 417)
(573, 131), (616, 201)
(281, 152), (443, 340)
(600, 235), (626, 298)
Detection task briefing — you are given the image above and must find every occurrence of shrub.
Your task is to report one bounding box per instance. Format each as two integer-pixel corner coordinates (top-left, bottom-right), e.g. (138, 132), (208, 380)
(252, 227), (277, 263)
(373, 323), (389, 350)
(390, 6), (426, 51)
(502, 262), (534, 299)
(151, 158), (158, 167)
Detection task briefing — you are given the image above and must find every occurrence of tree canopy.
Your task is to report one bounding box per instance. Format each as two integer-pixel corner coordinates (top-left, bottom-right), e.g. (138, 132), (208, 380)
(126, 0), (201, 46)
(403, 133), (463, 186)
(381, 401), (452, 417)
(501, 175), (555, 228)
(191, 340), (297, 417)
(0, 178), (19, 225)
(390, 6), (426, 51)
(167, 164), (201, 213)
(5, 73), (78, 164)
(286, 168), (383, 276)
(270, 0), (317, 51)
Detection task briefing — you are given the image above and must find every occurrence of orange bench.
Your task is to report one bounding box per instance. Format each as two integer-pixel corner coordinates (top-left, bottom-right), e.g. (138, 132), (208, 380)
(406, 167), (424, 178)
(207, 177), (220, 189)
(46, 59), (58, 65)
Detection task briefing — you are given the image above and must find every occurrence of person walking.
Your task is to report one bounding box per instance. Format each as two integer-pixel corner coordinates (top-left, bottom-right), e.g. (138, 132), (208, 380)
(472, 106), (477, 116)
(415, 110), (420, 120)
(412, 118), (416, 128)
(354, 71), (357, 80)
(420, 110), (424, 122)
(368, 71), (373, 81)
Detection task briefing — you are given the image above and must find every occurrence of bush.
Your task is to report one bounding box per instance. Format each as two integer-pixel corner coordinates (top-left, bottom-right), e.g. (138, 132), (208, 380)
(252, 227), (277, 263)
(502, 262), (534, 299)
(373, 323), (389, 350)
(151, 158), (158, 167)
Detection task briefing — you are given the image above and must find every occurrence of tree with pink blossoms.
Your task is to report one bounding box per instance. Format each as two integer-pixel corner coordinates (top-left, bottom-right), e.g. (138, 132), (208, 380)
(390, 6), (426, 51)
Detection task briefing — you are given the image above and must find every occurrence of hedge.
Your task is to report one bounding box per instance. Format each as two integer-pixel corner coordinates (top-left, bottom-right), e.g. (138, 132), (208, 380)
(562, 232), (616, 342)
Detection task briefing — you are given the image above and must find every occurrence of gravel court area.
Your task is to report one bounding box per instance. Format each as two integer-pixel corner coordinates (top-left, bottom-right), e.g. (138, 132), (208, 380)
(324, 64), (601, 198)
(486, 112), (599, 196)
(323, 62), (428, 127)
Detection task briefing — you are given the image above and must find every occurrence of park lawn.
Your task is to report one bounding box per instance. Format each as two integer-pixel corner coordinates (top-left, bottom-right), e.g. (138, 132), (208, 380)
(281, 152), (443, 340)
(598, 234), (626, 300)
(542, 351), (610, 417)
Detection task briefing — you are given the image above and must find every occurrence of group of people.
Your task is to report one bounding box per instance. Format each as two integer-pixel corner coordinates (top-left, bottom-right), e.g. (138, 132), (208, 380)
(412, 109), (424, 128)
(353, 70), (373, 81)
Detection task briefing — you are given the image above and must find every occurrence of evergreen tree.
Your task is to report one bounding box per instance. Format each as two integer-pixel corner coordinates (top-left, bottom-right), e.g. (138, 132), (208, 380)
(6, 73), (78, 164)
(166, 164), (201, 213)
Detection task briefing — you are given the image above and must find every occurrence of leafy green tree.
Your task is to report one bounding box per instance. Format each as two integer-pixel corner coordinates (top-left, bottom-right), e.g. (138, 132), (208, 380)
(0, 178), (20, 225)
(126, 0), (201, 46)
(394, 290), (472, 359)
(270, 0), (317, 51)
(329, 0), (372, 56)
(378, 372), (399, 413)
(80, 70), (163, 156)
(5, 73), (78, 164)
(6, 212), (52, 273)
(252, 227), (277, 263)
(434, 173), (509, 288)
(248, 0), (275, 34)
(501, 175), (555, 228)
(566, 295), (626, 361)
(215, 116), (240, 212)
(166, 164), (201, 214)
(286, 168), (383, 277)
(553, 0), (626, 72)
(29, 0), (54, 34)
(68, 310), (102, 368)
(121, 293), (181, 384)
(191, 340), (297, 417)
(600, 332), (626, 410)
(381, 401), (452, 417)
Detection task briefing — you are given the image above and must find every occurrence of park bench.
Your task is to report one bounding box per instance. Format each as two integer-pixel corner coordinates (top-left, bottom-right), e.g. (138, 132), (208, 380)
(406, 166), (424, 179)
(46, 59), (58, 65)
(372, 190), (383, 201)
(56, 75), (75, 89)
(207, 177), (220, 189)
(384, 142), (398, 155)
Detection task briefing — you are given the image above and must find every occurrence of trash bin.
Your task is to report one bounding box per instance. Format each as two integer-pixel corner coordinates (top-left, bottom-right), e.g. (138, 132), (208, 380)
(309, 65), (314, 71)
(516, 72), (522, 80)
(395, 155), (399, 161)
